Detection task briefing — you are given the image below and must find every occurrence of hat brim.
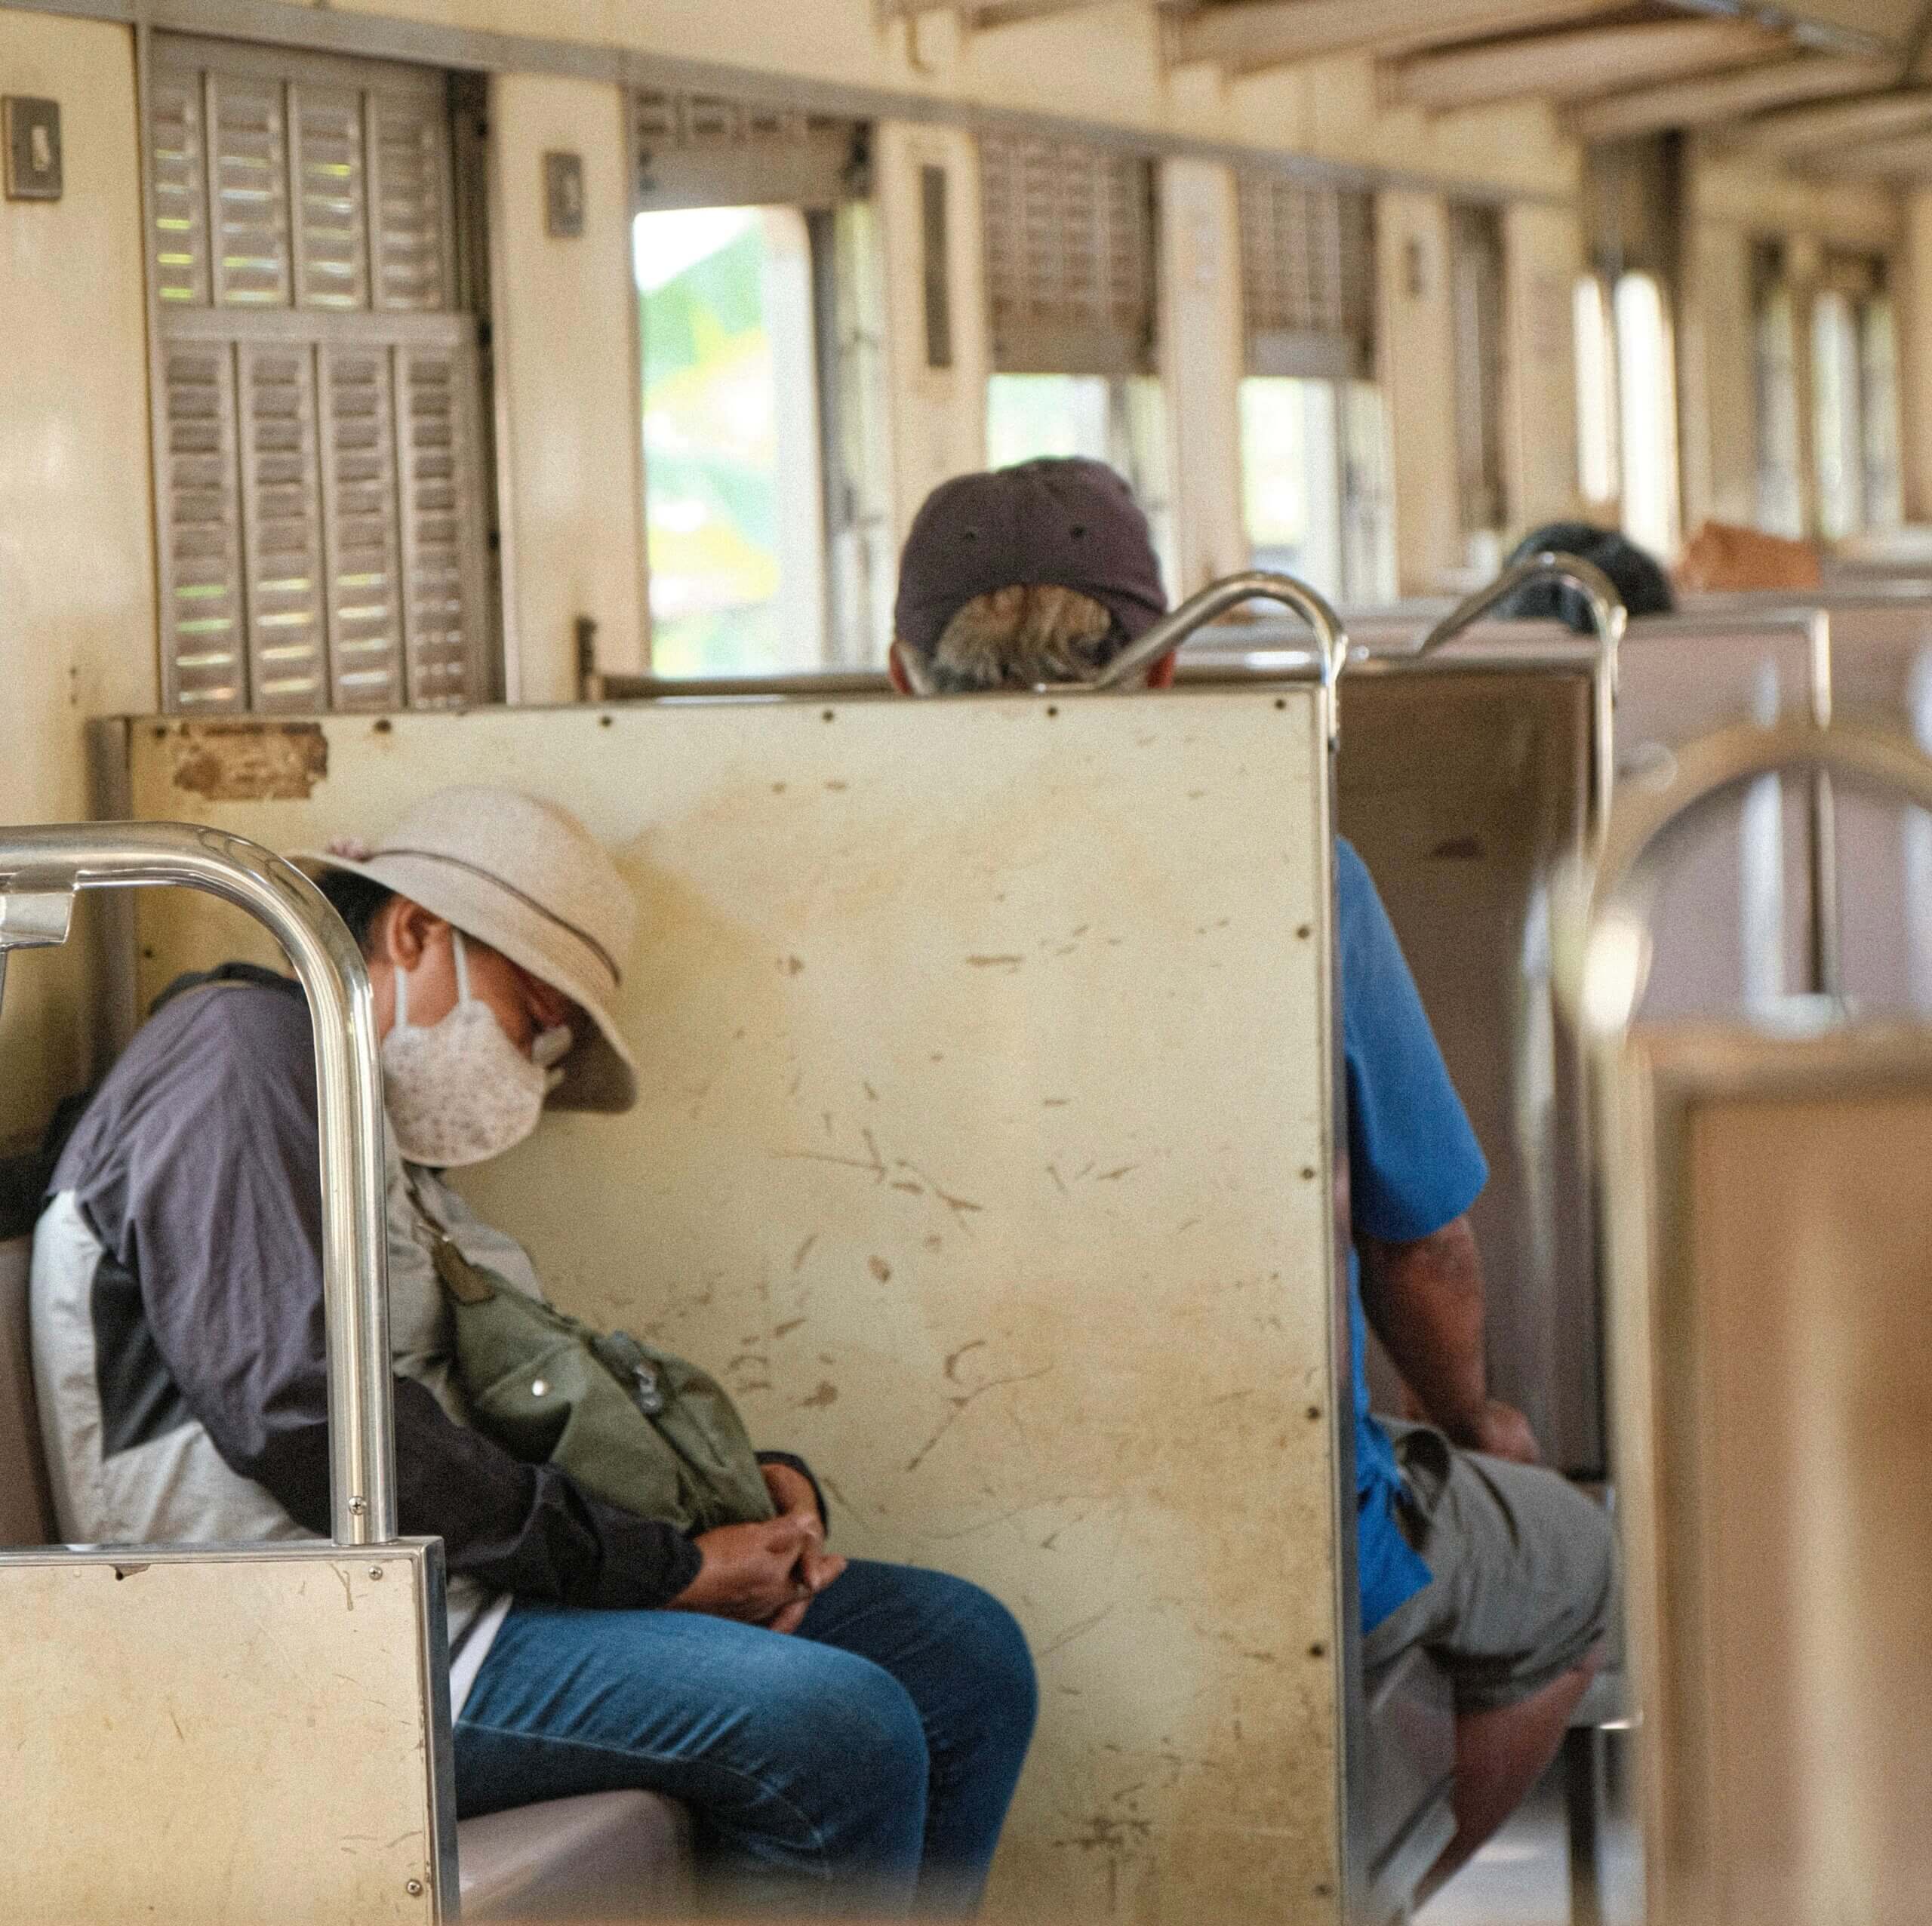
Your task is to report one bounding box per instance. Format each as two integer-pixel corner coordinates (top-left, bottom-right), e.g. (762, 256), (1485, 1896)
(294, 849), (639, 1115)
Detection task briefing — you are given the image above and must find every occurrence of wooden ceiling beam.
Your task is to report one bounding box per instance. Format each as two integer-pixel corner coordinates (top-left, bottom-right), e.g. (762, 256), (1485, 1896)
(876, 0), (1106, 17)
(1165, 0), (1629, 75)
(1727, 83), (1932, 153)
(1801, 123), (1932, 174)
(1567, 53), (1897, 140)
(1389, 17), (1786, 112)
(961, 0), (1115, 24)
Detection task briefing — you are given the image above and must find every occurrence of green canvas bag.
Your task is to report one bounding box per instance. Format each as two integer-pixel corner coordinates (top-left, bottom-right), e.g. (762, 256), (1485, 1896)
(408, 1178), (775, 1535)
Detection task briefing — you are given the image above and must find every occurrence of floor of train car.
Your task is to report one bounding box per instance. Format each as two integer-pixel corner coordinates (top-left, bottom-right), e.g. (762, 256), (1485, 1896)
(1418, 1740), (1640, 1926)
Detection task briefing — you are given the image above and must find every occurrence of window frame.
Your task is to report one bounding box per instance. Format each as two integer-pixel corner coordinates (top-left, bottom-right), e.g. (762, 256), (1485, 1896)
(627, 88), (888, 677)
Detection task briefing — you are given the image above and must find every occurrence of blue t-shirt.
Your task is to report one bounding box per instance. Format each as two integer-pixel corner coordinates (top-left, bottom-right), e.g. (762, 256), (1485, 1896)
(1335, 839), (1489, 1632)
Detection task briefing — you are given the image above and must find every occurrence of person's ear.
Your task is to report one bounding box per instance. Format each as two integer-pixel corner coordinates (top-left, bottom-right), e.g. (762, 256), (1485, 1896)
(887, 642), (914, 697)
(377, 898), (441, 972)
(1144, 651), (1178, 690)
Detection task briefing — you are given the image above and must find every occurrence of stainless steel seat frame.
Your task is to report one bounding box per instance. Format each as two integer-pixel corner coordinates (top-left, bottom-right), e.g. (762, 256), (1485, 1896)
(1560, 715), (1932, 1926)
(0, 822), (457, 1921)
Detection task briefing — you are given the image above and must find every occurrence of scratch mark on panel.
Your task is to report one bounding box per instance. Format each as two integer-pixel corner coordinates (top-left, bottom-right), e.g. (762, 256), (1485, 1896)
(774, 1316), (807, 1337)
(1037, 1604), (1116, 1658)
(943, 1340), (987, 1383)
(791, 1235), (818, 1272)
(915, 1497), (1043, 1542)
(906, 1362), (1054, 1473)
(897, 1160), (983, 1234)
(965, 954), (1024, 970)
(1097, 1165), (1137, 1182)
(1046, 1163), (1067, 1195)
(773, 1132), (888, 1183)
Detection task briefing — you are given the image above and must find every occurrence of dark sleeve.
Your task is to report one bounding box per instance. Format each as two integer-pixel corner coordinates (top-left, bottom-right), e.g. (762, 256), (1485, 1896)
(758, 1449), (828, 1525)
(110, 989), (700, 1608)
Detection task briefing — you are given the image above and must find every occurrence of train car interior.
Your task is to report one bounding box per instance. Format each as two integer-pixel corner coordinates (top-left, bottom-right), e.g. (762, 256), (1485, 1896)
(7, 1), (1932, 1922)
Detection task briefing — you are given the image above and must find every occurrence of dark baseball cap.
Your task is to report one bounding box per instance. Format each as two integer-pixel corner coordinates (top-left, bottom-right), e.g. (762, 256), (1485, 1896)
(893, 458), (1169, 658)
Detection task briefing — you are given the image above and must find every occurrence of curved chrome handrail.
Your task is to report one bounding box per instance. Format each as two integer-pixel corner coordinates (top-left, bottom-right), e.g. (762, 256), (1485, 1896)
(1094, 568), (1347, 718)
(1557, 717), (1932, 1043)
(0, 822), (394, 1546)
(1417, 550), (1626, 839)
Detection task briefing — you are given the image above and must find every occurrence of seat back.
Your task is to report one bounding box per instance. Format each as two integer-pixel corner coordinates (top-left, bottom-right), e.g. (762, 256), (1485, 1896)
(112, 691), (1353, 1923)
(0, 1234), (56, 1548)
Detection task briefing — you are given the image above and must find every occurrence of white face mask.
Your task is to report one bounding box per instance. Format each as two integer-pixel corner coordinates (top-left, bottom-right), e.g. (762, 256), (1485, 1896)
(382, 930), (574, 1169)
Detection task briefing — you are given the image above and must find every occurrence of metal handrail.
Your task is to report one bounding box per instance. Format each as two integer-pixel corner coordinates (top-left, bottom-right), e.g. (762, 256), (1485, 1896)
(1416, 550), (1627, 839)
(589, 568), (1352, 741)
(1092, 571), (1349, 741)
(0, 823), (395, 1546)
(1557, 717), (1932, 1042)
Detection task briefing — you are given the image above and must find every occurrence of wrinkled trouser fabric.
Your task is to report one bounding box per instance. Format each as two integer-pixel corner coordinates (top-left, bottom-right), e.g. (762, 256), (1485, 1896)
(454, 1558), (1038, 1915)
(1360, 1419), (1617, 1713)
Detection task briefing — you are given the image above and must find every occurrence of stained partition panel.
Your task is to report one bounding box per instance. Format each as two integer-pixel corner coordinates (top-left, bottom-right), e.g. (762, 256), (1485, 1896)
(108, 690), (1349, 1925)
(1609, 1026), (1932, 1926)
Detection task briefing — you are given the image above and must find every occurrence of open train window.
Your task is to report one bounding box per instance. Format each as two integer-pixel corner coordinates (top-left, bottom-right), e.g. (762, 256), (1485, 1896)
(144, 35), (494, 713)
(1614, 270), (1679, 561)
(1574, 272), (1620, 515)
(631, 92), (888, 675)
(1234, 170), (1391, 603)
(978, 131), (1176, 587)
(1812, 252), (1902, 541)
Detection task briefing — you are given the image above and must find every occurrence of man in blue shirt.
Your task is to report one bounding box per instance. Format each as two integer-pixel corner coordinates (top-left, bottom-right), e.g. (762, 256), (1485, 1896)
(891, 459), (1614, 1897)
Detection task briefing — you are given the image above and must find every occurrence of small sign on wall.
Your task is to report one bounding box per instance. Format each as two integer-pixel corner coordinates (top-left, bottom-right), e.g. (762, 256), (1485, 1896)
(4, 97), (62, 202)
(544, 150), (585, 238)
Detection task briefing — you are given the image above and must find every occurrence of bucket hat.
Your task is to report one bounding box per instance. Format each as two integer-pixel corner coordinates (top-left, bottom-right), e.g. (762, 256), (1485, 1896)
(299, 786), (638, 1113)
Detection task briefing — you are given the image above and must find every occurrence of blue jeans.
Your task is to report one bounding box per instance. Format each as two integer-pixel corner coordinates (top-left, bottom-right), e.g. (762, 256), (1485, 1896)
(454, 1558), (1038, 1915)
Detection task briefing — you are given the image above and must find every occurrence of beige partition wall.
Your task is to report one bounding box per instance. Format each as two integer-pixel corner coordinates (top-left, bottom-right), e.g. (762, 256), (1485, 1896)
(1608, 1026), (1932, 1926)
(110, 690), (1349, 1924)
(1337, 650), (1601, 1475)
(0, 1541), (451, 1926)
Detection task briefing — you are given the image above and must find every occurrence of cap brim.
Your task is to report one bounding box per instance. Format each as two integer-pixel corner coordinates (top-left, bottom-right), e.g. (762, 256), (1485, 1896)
(294, 850), (639, 1115)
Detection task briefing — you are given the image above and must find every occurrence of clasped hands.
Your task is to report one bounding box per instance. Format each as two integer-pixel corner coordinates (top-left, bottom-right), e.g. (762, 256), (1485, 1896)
(669, 1461), (846, 1635)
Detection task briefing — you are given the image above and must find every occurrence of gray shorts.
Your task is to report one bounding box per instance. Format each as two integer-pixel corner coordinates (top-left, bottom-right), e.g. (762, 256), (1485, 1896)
(1360, 1420), (1617, 1714)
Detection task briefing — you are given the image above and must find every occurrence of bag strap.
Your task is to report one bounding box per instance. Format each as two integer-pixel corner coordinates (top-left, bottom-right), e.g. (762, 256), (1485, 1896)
(400, 1167), (497, 1308)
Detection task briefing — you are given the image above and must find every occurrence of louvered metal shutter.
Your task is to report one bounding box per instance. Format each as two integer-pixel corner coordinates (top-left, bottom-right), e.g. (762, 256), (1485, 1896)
(632, 88), (864, 212)
(147, 35), (486, 714)
(1237, 171), (1375, 381)
(157, 340), (246, 711)
(978, 131), (1155, 376)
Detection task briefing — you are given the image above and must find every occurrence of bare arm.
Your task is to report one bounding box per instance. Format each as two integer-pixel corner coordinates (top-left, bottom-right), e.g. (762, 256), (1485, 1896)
(1356, 1214), (1538, 1464)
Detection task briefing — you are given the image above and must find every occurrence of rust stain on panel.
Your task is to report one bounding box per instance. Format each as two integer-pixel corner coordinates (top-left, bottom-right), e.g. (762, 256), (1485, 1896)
(170, 722), (329, 802)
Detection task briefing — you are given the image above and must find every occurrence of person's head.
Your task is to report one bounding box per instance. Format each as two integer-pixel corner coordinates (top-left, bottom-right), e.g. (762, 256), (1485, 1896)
(1494, 521), (1675, 632)
(889, 458), (1173, 694)
(302, 786), (638, 1167)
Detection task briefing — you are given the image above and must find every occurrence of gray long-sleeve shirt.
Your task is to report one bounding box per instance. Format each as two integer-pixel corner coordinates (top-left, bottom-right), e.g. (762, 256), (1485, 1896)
(30, 968), (785, 1672)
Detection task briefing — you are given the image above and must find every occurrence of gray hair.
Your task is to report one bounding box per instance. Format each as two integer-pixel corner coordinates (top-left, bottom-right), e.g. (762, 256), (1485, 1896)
(905, 585), (1131, 694)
